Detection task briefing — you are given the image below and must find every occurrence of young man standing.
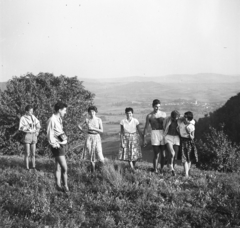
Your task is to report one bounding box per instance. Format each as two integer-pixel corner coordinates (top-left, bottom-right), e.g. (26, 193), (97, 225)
(143, 99), (166, 174)
(47, 102), (69, 192)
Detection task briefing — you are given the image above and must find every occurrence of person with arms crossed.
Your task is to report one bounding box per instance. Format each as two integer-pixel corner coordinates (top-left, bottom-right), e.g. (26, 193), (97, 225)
(47, 102), (69, 192)
(143, 99), (166, 174)
(19, 104), (41, 171)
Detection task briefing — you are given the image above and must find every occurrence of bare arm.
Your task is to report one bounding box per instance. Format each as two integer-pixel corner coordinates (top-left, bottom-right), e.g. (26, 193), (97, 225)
(143, 114), (150, 136)
(120, 125), (124, 147)
(136, 124), (143, 138)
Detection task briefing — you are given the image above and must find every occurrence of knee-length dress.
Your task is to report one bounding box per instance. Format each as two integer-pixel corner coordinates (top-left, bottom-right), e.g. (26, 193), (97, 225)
(118, 118), (142, 161)
(81, 117), (104, 162)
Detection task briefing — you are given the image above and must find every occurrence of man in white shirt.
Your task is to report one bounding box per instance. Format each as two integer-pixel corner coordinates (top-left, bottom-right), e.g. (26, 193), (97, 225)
(47, 102), (69, 192)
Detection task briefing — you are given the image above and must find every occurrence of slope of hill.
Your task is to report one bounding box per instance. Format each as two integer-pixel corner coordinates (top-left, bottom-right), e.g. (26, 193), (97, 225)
(1, 155), (240, 227)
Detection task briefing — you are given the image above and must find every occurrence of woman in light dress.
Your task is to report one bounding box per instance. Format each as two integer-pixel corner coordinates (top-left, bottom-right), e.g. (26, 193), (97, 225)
(119, 107), (143, 171)
(78, 106), (104, 172)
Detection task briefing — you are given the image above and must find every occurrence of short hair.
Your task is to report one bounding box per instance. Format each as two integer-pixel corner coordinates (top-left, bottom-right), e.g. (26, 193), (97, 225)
(88, 106), (98, 113)
(25, 105), (33, 112)
(54, 102), (67, 112)
(125, 107), (133, 114)
(171, 110), (180, 119)
(184, 111), (193, 121)
(152, 99), (161, 107)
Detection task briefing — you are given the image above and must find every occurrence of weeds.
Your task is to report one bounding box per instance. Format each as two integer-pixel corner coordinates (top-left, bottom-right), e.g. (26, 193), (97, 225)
(0, 156), (240, 227)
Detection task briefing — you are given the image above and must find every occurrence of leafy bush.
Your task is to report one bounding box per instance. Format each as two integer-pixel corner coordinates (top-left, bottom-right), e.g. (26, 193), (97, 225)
(0, 73), (94, 156)
(196, 126), (240, 172)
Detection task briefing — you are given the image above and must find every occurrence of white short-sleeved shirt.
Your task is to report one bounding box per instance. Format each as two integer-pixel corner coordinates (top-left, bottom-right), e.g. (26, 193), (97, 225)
(178, 119), (195, 138)
(120, 118), (139, 133)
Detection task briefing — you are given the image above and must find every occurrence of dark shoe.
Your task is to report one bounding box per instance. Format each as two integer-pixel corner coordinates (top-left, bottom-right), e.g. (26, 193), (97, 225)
(159, 169), (163, 176)
(63, 186), (70, 193)
(56, 185), (63, 192)
(171, 170), (176, 176)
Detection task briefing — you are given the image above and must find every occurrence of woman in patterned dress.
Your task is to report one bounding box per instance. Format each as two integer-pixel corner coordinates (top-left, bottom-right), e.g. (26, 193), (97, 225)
(178, 111), (198, 177)
(119, 107), (143, 171)
(78, 106), (104, 172)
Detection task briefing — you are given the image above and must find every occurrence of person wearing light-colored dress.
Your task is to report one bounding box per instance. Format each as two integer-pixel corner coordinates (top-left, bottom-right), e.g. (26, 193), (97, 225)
(78, 106), (104, 172)
(119, 107), (143, 171)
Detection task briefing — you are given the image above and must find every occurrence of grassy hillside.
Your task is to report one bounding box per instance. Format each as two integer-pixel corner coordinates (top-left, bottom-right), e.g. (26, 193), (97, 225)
(1, 156), (240, 227)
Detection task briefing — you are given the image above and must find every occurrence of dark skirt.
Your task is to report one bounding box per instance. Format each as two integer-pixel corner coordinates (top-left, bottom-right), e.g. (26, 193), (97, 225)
(51, 145), (65, 157)
(179, 137), (198, 163)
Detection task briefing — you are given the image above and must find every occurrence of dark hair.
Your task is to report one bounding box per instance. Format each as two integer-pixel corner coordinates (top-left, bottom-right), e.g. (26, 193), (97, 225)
(171, 110), (180, 119)
(184, 111), (193, 121)
(88, 106), (98, 113)
(152, 99), (161, 107)
(54, 102), (67, 112)
(125, 107), (133, 114)
(25, 105), (33, 112)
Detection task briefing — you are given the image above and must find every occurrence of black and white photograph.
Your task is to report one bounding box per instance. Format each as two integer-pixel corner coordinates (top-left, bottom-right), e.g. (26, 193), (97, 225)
(0, 0), (240, 227)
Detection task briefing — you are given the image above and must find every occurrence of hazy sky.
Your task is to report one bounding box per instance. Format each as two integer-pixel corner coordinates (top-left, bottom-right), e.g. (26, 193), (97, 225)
(1, 0), (240, 81)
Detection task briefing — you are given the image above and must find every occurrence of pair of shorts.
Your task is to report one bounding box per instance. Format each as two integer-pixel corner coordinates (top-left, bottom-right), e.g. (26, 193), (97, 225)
(151, 130), (165, 146)
(51, 145), (65, 157)
(22, 133), (37, 144)
(165, 135), (180, 146)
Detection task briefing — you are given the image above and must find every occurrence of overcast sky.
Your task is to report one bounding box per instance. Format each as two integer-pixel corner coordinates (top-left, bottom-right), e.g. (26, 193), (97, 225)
(0, 0), (240, 81)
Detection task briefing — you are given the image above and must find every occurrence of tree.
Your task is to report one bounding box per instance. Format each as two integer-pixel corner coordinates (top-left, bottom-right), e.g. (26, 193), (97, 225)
(0, 73), (94, 156)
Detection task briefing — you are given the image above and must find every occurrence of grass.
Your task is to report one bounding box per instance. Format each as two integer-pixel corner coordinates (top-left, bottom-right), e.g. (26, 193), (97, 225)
(0, 156), (240, 228)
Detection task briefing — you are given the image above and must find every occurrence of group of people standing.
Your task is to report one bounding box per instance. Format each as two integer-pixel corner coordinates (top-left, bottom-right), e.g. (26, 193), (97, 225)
(19, 99), (198, 193)
(118, 99), (198, 178)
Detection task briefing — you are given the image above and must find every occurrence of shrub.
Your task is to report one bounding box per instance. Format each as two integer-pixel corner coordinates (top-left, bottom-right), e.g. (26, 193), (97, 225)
(0, 73), (94, 156)
(196, 126), (240, 172)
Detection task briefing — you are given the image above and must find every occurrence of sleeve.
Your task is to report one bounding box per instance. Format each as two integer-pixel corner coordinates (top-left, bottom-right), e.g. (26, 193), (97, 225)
(120, 119), (124, 125)
(34, 116), (41, 132)
(47, 118), (58, 148)
(19, 116), (30, 132)
(135, 118), (139, 126)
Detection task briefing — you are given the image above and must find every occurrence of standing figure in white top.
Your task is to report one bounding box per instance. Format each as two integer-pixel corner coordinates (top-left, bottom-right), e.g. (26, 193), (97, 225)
(47, 102), (69, 192)
(78, 106), (104, 172)
(178, 111), (198, 178)
(19, 105), (41, 171)
(119, 107), (143, 171)
(143, 99), (166, 175)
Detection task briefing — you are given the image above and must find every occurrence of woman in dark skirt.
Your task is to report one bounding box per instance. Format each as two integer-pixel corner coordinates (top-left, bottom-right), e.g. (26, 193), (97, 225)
(178, 111), (198, 177)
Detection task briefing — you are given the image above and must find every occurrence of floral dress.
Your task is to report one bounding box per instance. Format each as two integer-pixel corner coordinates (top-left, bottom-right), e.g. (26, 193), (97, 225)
(81, 117), (104, 162)
(118, 118), (142, 162)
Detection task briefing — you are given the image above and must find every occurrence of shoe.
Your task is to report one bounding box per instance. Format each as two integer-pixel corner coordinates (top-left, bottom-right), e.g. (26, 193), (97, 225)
(171, 170), (175, 176)
(56, 185), (63, 192)
(63, 186), (70, 193)
(159, 169), (163, 176)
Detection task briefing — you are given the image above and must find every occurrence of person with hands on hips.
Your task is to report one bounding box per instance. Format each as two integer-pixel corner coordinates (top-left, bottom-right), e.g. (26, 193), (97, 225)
(19, 104), (41, 171)
(78, 106), (104, 172)
(47, 102), (69, 192)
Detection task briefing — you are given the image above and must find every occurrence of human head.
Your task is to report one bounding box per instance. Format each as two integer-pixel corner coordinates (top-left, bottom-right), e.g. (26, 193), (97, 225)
(88, 106), (98, 117)
(152, 99), (161, 112)
(184, 111), (193, 121)
(125, 107), (133, 120)
(54, 102), (67, 118)
(25, 105), (33, 115)
(171, 110), (180, 120)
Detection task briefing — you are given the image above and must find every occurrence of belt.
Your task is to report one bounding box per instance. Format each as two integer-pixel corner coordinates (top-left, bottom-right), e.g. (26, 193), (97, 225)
(88, 132), (98, 135)
(152, 129), (163, 130)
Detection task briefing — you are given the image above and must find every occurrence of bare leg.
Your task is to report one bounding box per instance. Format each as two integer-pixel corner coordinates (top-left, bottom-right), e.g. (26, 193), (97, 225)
(183, 162), (189, 177)
(159, 145), (165, 173)
(55, 156), (68, 190)
(24, 144), (30, 169)
(30, 144), (36, 168)
(166, 143), (175, 171)
(152, 146), (160, 172)
(129, 161), (135, 170)
(173, 145), (179, 169)
(91, 162), (96, 173)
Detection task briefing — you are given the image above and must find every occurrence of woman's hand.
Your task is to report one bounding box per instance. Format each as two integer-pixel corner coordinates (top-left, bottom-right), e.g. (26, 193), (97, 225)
(59, 140), (67, 145)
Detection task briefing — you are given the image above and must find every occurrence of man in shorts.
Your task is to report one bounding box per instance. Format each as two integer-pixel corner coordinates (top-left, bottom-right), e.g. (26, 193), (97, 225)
(47, 102), (69, 192)
(143, 99), (166, 174)
(163, 110), (180, 176)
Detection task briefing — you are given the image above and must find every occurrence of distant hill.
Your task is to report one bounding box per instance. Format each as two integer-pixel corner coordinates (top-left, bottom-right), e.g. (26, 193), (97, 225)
(196, 92), (240, 143)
